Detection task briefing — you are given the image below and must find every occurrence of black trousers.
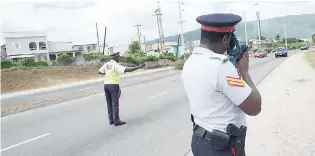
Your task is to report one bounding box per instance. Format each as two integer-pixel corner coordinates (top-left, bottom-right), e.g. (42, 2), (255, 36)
(104, 84), (121, 124)
(191, 133), (235, 156)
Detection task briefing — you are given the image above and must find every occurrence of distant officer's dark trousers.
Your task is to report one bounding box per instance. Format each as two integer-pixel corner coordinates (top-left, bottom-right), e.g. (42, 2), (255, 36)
(191, 132), (235, 156)
(104, 84), (121, 124)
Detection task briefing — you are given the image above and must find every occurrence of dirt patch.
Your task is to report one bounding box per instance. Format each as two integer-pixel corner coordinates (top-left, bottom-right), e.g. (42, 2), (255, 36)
(304, 50), (315, 69)
(0, 64), (168, 94)
(1, 65), (102, 94)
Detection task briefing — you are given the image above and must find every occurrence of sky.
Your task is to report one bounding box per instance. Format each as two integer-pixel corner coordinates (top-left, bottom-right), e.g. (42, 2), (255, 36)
(1, 0), (315, 46)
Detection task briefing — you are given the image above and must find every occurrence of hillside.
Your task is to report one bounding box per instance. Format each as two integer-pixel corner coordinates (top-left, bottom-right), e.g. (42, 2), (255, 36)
(147, 14), (315, 44)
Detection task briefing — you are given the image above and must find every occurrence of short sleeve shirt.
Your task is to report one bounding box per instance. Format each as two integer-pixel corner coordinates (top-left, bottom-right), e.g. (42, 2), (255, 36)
(181, 47), (252, 132)
(99, 60), (126, 84)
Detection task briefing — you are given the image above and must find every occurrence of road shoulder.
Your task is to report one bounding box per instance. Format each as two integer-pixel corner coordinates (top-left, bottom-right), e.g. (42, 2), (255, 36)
(246, 52), (315, 155)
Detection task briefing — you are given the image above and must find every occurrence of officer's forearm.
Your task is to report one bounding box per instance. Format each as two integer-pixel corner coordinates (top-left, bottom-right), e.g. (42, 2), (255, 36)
(124, 66), (140, 72)
(242, 72), (256, 89)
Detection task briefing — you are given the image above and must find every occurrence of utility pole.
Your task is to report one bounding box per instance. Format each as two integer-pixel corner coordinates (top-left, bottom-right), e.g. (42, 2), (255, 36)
(256, 11), (262, 47)
(284, 20), (288, 50)
(134, 24), (141, 44)
(96, 23), (101, 53)
(178, 2), (185, 53)
(143, 36), (146, 52)
(102, 26), (107, 55)
(153, 7), (162, 53)
(157, 1), (165, 51)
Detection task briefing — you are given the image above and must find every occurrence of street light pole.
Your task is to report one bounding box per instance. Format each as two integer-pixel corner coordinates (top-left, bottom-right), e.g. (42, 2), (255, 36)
(230, 3), (258, 45)
(284, 20), (288, 50)
(243, 11), (248, 45)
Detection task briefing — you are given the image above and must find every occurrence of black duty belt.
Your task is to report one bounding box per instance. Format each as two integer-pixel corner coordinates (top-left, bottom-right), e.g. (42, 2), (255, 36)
(193, 125), (212, 142)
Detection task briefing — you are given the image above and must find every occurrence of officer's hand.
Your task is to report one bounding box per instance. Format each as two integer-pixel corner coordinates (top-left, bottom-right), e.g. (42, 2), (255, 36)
(235, 52), (249, 75)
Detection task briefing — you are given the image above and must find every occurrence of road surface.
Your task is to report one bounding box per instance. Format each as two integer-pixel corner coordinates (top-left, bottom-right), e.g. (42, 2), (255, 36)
(1, 52), (295, 156)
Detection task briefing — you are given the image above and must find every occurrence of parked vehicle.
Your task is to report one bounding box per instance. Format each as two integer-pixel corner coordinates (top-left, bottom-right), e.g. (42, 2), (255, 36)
(275, 47), (288, 58)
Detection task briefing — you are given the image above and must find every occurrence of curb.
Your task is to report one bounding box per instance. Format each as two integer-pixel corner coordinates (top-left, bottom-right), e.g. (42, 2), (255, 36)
(1, 67), (175, 100)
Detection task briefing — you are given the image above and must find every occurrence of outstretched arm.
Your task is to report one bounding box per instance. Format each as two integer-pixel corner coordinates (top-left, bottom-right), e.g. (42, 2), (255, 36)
(124, 63), (145, 73)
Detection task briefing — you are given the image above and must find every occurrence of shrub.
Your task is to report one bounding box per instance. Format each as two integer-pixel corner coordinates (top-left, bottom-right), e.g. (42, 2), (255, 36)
(57, 53), (75, 65)
(1, 60), (16, 69)
(265, 48), (272, 53)
(253, 49), (258, 52)
(159, 53), (178, 61)
(83, 53), (104, 61)
(120, 56), (138, 64)
(37, 61), (48, 66)
(100, 55), (111, 62)
(21, 58), (37, 67)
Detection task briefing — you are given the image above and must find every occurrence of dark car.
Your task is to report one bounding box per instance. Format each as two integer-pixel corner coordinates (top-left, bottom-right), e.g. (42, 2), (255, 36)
(275, 47), (288, 58)
(300, 46), (309, 50)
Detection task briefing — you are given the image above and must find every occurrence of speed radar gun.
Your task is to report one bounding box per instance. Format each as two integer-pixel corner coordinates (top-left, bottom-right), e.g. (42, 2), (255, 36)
(227, 32), (249, 65)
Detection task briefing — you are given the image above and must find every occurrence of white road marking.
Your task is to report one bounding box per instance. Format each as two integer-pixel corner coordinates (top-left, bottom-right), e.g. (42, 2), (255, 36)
(1, 133), (51, 152)
(148, 92), (168, 100)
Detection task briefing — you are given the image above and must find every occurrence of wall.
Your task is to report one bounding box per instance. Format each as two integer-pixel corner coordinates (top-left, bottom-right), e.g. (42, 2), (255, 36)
(48, 41), (73, 52)
(5, 36), (48, 56)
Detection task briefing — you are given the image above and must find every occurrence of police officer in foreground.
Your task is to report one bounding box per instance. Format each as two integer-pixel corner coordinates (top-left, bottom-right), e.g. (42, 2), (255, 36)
(99, 52), (145, 126)
(181, 13), (262, 155)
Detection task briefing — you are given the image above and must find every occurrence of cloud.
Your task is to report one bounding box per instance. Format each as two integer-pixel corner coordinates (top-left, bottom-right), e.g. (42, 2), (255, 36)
(1, 0), (315, 46)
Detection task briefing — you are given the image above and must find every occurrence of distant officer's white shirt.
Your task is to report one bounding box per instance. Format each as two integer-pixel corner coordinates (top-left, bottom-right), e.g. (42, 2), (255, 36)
(99, 60), (126, 84)
(181, 47), (252, 132)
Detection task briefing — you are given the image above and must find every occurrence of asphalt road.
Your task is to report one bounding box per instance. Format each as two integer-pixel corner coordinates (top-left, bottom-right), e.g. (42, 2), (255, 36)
(1, 51), (295, 156)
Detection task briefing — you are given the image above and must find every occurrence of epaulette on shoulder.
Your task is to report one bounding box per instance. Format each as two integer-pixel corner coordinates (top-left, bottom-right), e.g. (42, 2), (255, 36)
(209, 55), (228, 63)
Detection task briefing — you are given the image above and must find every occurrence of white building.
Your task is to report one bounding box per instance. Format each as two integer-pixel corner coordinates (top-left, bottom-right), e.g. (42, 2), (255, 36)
(4, 33), (81, 62)
(48, 41), (81, 61)
(5, 34), (49, 61)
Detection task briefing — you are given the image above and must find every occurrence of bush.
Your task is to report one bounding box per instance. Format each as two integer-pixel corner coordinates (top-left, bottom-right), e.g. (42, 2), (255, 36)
(21, 58), (37, 67)
(120, 56), (139, 64)
(253, 49), (258, 52)
(159, 53), (178, 61)
(57, 53), (75, 65)
(83, 53), (104, 61)
(1, 60), (16, 69)
(265, 48), (272, 53)
(37, 61), (48, 66)
(100, 55), (111, 62)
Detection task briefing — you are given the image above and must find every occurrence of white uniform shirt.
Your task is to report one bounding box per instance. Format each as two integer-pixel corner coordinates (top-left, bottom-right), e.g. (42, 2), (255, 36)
(99, 60), (126, 84)
(181, 47), (252, 132)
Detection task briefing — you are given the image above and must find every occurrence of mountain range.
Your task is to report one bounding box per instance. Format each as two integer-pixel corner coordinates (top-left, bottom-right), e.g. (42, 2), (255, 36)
(147, 14), (315, 44)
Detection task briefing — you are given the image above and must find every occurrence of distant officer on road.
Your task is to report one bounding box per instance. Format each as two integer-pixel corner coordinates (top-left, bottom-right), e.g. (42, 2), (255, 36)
(181, 13), (262, 156)
(99, 52), (145, 126)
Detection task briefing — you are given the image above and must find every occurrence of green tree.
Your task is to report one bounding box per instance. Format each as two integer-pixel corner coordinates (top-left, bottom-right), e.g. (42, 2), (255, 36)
(312, 34), (315, 43)
(128, 41), (145, 56)
(275, 34), (280, 40)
